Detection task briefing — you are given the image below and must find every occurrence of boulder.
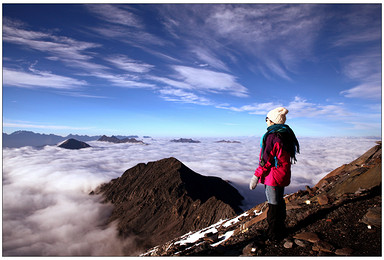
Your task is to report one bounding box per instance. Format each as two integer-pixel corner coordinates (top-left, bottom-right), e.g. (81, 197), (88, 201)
(283, 240), (294, 249)
(242, 242), (258, 256)
(312, 241), (335, 253)
(361, 207), (381, 228)
(316, 194), (329, 205)
(293, 232), (320, 243)
(294, 239), (309, 247)
(335, 247), (354, 256)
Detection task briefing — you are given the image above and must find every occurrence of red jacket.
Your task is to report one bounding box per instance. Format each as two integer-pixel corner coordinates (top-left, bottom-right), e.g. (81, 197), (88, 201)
(254, 133), (291, 187)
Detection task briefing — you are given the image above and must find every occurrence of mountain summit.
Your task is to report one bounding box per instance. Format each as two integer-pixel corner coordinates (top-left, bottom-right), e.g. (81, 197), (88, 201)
(57, 138), (91, 150)
(93, 157), (244, 253)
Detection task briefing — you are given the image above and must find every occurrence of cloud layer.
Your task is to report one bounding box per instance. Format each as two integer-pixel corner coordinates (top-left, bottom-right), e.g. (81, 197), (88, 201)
(3, 137), (377, 256)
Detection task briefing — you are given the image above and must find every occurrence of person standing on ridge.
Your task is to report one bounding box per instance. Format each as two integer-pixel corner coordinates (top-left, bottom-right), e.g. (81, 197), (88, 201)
(249, 107), (300, 241)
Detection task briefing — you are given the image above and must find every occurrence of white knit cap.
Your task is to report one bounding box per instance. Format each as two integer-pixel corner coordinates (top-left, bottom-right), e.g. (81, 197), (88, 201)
(267, 107), (289, 124)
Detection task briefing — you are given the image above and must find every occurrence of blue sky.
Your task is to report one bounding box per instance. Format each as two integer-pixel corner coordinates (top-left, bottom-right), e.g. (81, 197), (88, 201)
(2, 3), (382, 137)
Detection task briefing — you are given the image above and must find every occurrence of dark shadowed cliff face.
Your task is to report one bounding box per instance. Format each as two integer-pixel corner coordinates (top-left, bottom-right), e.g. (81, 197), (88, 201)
(94, 157), (244, 252)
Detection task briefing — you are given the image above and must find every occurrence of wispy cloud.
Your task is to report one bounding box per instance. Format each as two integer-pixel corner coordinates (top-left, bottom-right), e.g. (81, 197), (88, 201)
(217, 102), (281, 115)
(84, 4), (143, 28)
(287, 96), (349, 119)
(207, 4), (322, 77)
(61, 59), (109, 73)
(263, 59), (293, 81)
(3, 19), (100, 61)
(341, 82), (381, 100)
(104, 55), (154, 73)
(331, 5), (381, 47)
(3, 18), (158, 92)
(150, 65), (249, 100)
(85, 5), (167, 47)
(3, 18), (100, 92)
(340, 50), (381, 100)
(89, 25), (167, 47)
(325, 5), (381, 100)
(91, 72), (156, 89)
(172, 66), (248, 97)
(3, 67), (87, 89)
(159, 4), (323, 81)
(333, 29), (381, 47)
(3, 121), (92, 131)
(58, 92), (110, 99)
(189, 46), (230, 72)
(159, 87), (213, 106)
(149, 76), (191, 89)
(218, 96), (350, 120)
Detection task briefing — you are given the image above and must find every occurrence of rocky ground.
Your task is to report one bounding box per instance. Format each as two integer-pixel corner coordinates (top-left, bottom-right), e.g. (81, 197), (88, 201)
(221, 186), (381, 256)
(142, 142), (382, 257)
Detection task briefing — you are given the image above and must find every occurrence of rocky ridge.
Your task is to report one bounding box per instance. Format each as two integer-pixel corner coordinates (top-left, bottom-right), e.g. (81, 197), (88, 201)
(170, 138), (201, 143)
(215, 140), (241, 144)
(142, 141), (381, 256)
(92, 157), (244, 254)
(97, 135), (145, 144)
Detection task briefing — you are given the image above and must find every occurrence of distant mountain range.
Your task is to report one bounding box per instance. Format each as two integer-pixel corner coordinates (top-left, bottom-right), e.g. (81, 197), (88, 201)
(3, 130), (244, 148)
(2, 131), (145, 148)
(170, 138), (201, 143)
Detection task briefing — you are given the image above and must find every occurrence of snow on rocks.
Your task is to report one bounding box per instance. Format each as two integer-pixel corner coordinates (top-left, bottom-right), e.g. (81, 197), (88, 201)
(141, 206), (265, 256)
(171, 210), (252, 248)
(174, 219), (226, 246)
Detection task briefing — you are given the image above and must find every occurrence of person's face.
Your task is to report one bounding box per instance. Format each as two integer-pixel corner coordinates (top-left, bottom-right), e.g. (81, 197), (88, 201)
(266, 117), (274, 127)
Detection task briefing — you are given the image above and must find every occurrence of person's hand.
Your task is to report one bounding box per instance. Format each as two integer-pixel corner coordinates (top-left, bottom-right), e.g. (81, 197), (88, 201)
(249, 175), (259, 190)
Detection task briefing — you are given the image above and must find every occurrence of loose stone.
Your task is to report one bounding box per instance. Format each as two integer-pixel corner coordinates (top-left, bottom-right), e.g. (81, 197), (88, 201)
(293, 232), (320, 243)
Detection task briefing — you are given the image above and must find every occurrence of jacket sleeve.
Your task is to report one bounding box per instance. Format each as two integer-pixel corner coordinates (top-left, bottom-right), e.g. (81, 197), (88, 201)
(254, 134), (278, 178)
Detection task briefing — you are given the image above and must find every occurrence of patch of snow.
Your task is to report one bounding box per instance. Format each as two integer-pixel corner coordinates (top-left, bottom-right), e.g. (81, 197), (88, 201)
(174, 219), (226, 246)
(211, 230), (235, 247)
(140, 246), (158, 256)
(222, 211), (249, 228)
(174, 240), (206, 255)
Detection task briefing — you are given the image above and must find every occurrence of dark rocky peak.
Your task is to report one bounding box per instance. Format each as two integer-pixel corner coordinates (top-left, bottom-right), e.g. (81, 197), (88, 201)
(215, 140), (241, 143)
(98, 135), (144, 144)
(120, 137), (145, 144)
(93, 157), (243, 254)
(57, 138), (91, 150)
(170, 138), (201, 143)
(98, 135), (121, 143)
(170, 157), (243, 212)
(11, 130), (35, 135)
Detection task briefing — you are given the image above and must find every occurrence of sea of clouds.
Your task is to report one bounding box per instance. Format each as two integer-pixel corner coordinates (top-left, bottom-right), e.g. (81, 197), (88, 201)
(2, 136), (378, 256)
